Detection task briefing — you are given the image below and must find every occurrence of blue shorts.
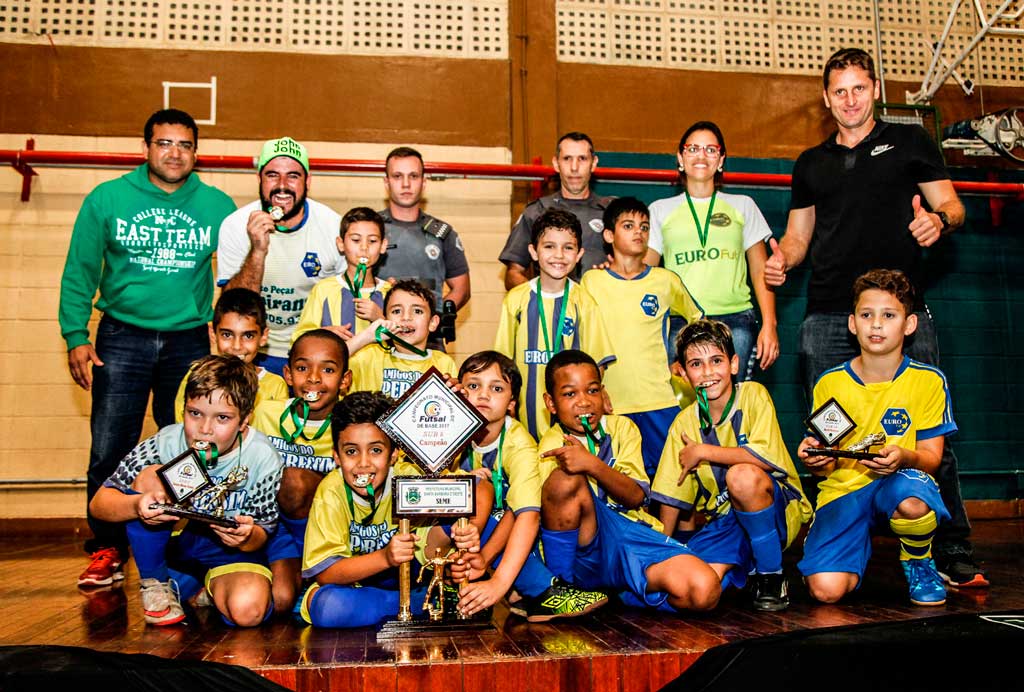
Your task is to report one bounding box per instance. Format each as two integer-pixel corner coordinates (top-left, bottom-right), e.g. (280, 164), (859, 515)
(266, 523), (302, 563)
(686, 477), (793, 590)
(255, 353), (289, 378)
(798, 469), (950, 579)
(625, 406), (681, 480)
(574, 493), (694, 607)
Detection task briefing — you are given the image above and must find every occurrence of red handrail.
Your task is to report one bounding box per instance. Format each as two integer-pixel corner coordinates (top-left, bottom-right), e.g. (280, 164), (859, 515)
(2, 147), (1022, 200)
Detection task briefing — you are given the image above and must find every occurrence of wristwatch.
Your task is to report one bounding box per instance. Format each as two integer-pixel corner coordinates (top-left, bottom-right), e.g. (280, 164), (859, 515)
(936, 210), (951, 233)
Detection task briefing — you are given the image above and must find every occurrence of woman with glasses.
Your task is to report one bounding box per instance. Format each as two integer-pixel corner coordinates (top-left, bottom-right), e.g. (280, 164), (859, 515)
(649, 121), (779, 380)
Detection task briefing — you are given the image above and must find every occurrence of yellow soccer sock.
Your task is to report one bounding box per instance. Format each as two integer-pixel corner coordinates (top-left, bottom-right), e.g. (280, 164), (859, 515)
(890, 511), (937, 561)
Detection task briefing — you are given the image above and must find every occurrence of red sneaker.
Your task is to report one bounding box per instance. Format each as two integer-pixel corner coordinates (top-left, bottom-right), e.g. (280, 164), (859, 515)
(78, 547), (125, 587)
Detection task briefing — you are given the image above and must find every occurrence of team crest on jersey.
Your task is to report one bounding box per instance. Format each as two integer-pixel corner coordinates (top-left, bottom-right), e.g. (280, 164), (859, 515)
(425, 244), (441, 260)
(640, 294), (659, 317)
(588, 219), (604, 233)
(301, 252), (322, 278)
(562, 317), (577, 337)
(709, 213), (732, 227)
(880, 408), (911, 436)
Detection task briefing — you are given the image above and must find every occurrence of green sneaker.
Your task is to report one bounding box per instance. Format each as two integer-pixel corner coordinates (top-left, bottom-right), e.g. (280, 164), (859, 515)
(522, 580), (608, 623)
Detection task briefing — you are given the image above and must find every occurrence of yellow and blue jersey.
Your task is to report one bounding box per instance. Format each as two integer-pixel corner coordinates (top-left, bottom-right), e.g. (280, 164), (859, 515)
(811, 356), (957, 509)
(652, 381), (812, 544)
(537, 414), (662, 531)
(349, 343), (456, 399)
(458, 417), (541, 516)
(495, 278), (616, 440)
(174, 365), (288, 423)
(291, 276), (390, 344)
(580, 266), (703, 414)
(250, 397), (336, 474)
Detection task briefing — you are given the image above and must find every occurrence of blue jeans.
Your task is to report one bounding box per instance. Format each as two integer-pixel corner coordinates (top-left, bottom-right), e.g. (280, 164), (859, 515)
(85, 315), (209, 555)
(798, 308), (972, 559)
(668, 308), (758, 381)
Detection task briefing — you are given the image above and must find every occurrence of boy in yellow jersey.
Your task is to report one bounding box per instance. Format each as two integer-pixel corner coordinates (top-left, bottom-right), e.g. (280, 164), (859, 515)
(537, 350), (721, 614)
(495, 209), (616, 441)
(652, 320), (812, 611)
(798, 269), (955, 606)
(448, 351), (608, 622)
(291, 207), (389, 345)
(250, 329), (352, 613)
(173, 288), (288, 421)
(349, 279), (456, 397)
(300, 391), (490, 627)
(581, 197), (704, 476)
(91, 355), (283, 627)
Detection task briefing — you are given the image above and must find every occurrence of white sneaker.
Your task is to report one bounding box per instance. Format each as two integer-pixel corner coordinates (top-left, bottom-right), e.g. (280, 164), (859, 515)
(139, 578), (186, 626)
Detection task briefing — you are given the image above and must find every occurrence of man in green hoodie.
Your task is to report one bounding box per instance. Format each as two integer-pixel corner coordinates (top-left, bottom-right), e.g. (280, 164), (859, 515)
(59, 109), (237, 588)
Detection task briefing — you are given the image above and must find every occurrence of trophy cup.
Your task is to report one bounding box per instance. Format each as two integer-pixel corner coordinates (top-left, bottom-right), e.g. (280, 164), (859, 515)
(376, 367), (491, 639)
(148, 441), (245, 528)
(804, 398), (887, 460)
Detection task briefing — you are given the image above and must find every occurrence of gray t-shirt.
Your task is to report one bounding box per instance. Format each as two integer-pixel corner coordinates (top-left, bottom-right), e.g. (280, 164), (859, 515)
(498, 192), (612, 280)
(376, 209), (469, 310)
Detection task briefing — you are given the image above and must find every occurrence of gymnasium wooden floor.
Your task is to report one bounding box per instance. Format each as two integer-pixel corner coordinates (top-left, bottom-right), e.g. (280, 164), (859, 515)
(1, 519), (1021, 692)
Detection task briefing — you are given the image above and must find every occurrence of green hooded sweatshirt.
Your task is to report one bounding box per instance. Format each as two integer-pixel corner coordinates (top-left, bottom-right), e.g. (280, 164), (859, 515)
(59, 164), (236, 350)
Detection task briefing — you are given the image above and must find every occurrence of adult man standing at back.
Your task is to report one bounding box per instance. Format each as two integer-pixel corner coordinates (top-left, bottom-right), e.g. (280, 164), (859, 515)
(377, 146), (470, 347)
(764, 47), (986, 588)
(217, 137), (344, 374)
(60, 109), (236, 587)
(499, 132), (659, 289)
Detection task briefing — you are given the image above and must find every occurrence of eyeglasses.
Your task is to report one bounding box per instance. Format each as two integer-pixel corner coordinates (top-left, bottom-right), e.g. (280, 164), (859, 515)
(150, 139), (195, 152)
(681, 144), (722, 157)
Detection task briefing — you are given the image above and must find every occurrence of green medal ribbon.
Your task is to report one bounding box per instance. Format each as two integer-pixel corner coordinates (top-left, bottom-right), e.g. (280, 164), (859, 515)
(373, 325), (428, 357)
(193, 441), (219, 469)
(476, 426), (506, 511)
(278, 398), (331, 444)
(696, 385), (737, 433)
(343, 262), (368, 298)
(344, 481), (378, 528)
(535, 282), (571, 356)
(579, 415), (601, 456)
(685, 190), (717, 248)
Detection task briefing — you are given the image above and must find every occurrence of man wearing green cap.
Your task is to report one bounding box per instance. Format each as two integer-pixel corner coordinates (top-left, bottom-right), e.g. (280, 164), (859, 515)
(217, 137), (344, 374)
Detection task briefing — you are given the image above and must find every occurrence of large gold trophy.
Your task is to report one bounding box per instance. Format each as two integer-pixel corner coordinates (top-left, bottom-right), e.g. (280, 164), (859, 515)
(375, 367), (492, 639)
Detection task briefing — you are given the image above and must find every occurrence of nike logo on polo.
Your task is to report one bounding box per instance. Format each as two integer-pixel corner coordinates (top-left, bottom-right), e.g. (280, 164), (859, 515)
(870, 144), (895, 156)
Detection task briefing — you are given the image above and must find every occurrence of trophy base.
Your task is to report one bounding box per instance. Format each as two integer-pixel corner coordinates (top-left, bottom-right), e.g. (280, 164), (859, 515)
(813, 448), (879, 461)
(377, 611), (492, 639)
(149, 503), (239, 528)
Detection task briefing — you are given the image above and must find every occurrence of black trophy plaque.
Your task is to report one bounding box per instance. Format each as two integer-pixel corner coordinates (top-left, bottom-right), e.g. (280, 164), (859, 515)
(804, 397), (885, 461)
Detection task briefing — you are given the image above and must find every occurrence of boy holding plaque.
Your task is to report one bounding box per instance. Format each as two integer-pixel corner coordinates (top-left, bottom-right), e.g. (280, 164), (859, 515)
(250, 329), (352, 613)
(300, 391), (488, 627)
(291, 207), (390, 344)
(495, 209), (617, 441)
(348, 279), (457, 398)
(90, 355), (283, 626)
(580, 197), (704, 476)
(798, 269), (955, 606)
(173, 288), (288, 422)
(537, 350), (722, 613)
(449, 351), (609, 622)
(651, 320), (812, 611)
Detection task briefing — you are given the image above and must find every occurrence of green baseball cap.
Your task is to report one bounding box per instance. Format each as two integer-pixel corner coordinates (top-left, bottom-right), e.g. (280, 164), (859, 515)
(257, 137), (309, 173)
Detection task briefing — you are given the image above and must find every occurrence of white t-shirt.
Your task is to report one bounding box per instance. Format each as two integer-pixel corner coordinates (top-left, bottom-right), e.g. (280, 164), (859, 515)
(216, 199), (344, 358)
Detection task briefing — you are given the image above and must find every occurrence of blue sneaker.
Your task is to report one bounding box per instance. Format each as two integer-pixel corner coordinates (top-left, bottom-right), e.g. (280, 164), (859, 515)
(901, 558), (946, 606)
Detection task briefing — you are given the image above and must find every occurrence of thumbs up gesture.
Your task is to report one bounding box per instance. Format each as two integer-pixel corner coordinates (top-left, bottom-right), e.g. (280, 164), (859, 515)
(763, 237), (788, 287)
(676, 432), (705, 485)
(908, 194), (942, 248)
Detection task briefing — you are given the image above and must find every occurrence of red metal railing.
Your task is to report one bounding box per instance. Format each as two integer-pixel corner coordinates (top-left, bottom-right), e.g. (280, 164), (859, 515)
(2, 144), (1023, 202)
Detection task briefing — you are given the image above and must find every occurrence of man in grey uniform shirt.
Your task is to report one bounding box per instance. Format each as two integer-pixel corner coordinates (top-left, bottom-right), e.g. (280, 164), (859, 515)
(376, 147), (470, 349)
(499, 131), (660, 289)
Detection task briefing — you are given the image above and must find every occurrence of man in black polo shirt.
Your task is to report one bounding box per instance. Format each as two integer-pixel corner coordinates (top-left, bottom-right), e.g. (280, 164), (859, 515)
(499, 132), (659, 289)
(765, 48), (986, 589)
